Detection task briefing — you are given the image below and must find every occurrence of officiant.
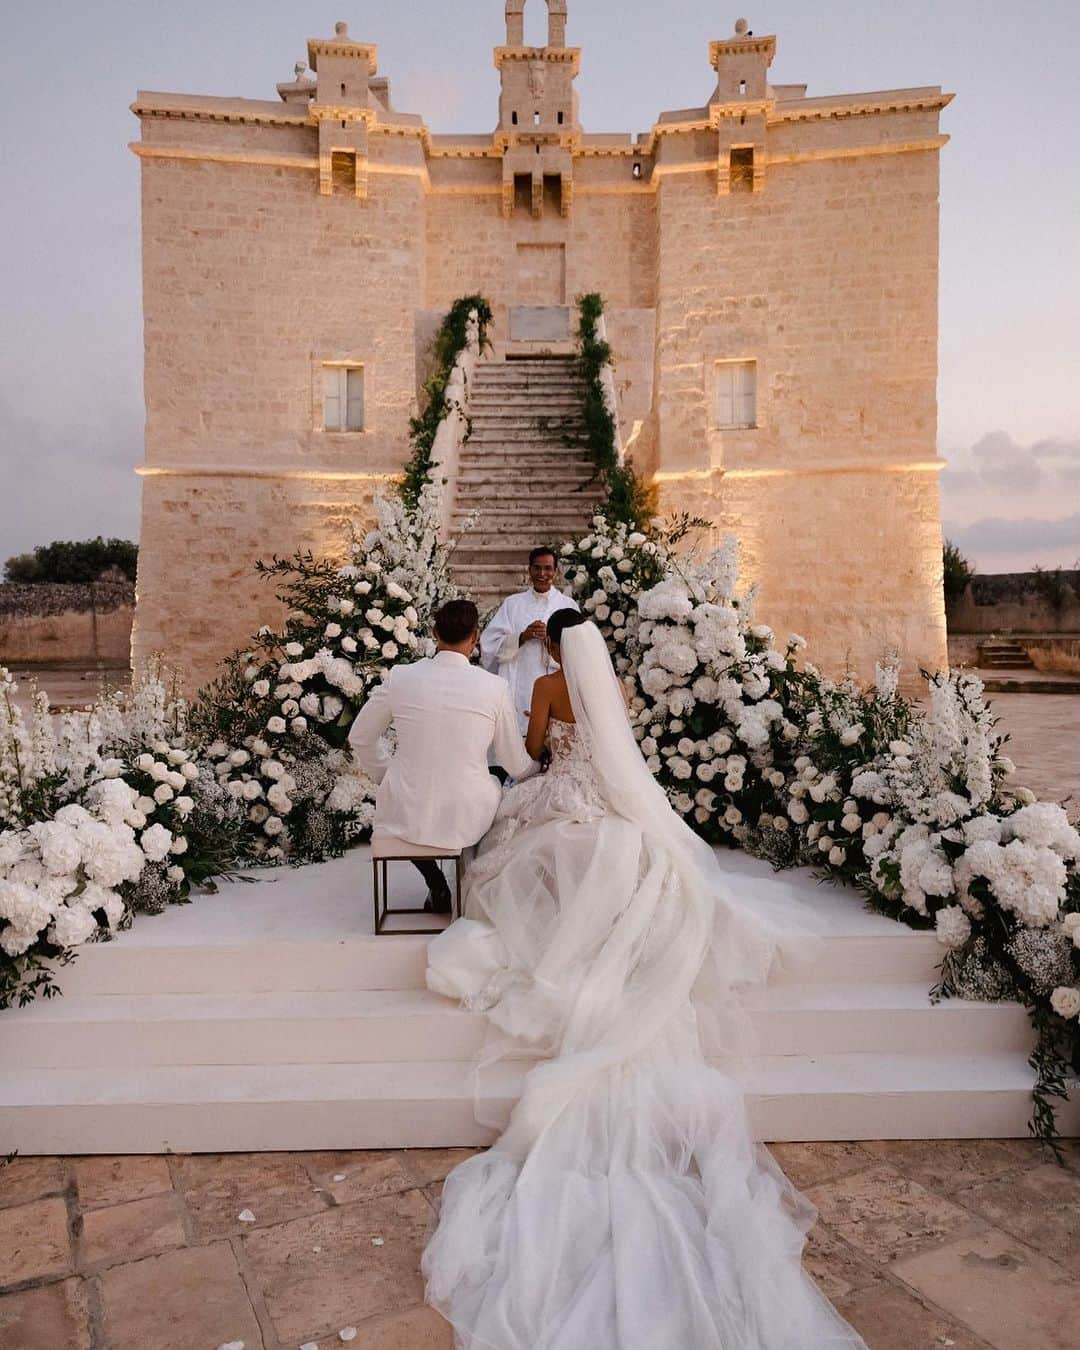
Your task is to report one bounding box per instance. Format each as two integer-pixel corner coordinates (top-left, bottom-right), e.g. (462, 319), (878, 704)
(480, 546), (579, 733)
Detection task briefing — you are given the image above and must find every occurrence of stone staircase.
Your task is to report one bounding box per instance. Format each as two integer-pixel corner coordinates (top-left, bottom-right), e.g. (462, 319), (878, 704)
(2, 851), (1074, 1154)
(449, 358), (604, 609)
(978, 638), (1034, 670)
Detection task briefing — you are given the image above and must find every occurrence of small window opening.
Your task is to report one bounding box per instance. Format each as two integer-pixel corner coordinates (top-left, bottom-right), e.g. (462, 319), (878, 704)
(340, 82), (346, 96)
(715, 360), (757, 430)
(557, 110), (564, 125)
(340, 120), (346, 130)
(512, 110), (518, 125)
(632, 161), (642, 180)
(534, 110), (541, 126)
(514, 173), (532, 211)
(322, 365), (365, 432)
(730, 147), (754, 193)
(739, 79), (747, 96)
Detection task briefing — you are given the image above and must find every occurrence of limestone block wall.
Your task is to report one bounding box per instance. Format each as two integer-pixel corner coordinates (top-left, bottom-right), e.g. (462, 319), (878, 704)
(651, 125), (947, 678)
(134, 142), (425, 687)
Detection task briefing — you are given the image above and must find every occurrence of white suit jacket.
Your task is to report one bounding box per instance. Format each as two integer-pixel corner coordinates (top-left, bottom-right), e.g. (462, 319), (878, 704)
(348, 651), (538, 851)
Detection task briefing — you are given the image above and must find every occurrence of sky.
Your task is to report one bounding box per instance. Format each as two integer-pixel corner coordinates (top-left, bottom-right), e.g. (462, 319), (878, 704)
(1, 0), (1077, 575)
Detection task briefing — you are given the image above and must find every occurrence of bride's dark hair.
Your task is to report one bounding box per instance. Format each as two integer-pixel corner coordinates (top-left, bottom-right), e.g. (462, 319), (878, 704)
(547, 609), (588, 646)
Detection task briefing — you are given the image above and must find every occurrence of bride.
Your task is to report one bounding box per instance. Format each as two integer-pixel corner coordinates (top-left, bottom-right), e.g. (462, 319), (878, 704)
(423, 609), (867, 1349)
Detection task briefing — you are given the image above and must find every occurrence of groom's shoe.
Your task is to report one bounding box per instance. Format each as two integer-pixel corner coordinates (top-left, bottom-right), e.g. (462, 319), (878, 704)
(423, 875), (453, 916)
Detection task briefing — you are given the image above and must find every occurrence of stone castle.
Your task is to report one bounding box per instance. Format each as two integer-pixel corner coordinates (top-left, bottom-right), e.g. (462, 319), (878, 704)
(131, 4), (952, 687)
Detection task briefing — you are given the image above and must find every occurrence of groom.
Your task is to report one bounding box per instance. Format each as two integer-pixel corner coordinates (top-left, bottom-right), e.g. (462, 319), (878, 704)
(480, 546), (579, 734)
(349, 599), (538, 912)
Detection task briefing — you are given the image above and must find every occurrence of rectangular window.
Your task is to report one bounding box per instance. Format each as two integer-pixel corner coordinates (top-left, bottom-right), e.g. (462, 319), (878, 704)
(715, 360), (757, 429)
(730, 147), (754, 193)
(322, 365), (365, 432)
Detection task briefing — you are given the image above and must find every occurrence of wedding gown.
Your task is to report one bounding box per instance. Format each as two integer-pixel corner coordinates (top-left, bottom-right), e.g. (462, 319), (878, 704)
(423, 623), (867, 1350)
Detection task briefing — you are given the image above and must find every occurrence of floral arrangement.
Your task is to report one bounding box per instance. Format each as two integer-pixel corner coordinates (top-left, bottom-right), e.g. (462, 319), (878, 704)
(0, 479), (462, 1008)
(562, 515), (1079, 1142)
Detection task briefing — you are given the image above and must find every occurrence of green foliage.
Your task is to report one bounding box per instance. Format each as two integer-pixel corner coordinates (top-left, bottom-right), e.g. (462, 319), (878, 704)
(401, 296), (493, 509)
(1032, 564), (1071, 613)
(942, 539), (975, 601)
(5, 537), (139, 585)
(2, 554), (41, 583)
(575, 293), (658, 531)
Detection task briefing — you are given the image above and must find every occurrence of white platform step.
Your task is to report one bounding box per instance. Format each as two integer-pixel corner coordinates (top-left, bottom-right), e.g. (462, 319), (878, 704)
(0, 852), (1069, 1153)
(3, 1051), (1070, 1155)
(0, 983), (1034, 1070)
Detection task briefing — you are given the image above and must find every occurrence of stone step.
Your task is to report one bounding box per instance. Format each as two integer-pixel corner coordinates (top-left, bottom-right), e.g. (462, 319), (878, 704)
(450, 518), (595, 537)
(3, 1049), (1069, 1154)
(471, 380), (584, 394)
(0, 983), (1032, 1072)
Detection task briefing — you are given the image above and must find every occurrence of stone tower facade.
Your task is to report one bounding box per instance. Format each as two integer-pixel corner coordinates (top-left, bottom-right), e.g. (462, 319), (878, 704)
(131, 7), (952, 689)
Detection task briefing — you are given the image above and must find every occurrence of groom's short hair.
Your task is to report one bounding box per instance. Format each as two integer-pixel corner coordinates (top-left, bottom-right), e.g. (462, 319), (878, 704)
(529, 546), (558, 567)
(434, 599), (479, 645)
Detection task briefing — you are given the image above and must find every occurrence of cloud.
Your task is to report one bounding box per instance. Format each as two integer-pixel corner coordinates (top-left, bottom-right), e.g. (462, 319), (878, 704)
(945, 513), (1080, 567)
(959, 430), (1080, 491)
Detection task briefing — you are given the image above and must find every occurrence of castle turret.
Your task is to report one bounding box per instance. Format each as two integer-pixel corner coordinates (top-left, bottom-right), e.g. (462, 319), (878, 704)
(307, 20), (379, 197)
(496, 1), (580, 217)
(709, 17), (775, 193)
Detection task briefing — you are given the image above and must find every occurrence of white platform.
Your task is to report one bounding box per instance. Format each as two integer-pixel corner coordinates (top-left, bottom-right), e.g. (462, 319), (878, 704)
(1, 850), (1074, 1153)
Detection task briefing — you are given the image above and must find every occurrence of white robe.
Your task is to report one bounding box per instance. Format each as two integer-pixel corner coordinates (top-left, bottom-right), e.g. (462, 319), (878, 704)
(479, 586), (579, 732)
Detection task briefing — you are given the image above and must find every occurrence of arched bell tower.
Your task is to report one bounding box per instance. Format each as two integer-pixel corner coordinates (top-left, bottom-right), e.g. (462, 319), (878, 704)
(496, 0), (581, 217)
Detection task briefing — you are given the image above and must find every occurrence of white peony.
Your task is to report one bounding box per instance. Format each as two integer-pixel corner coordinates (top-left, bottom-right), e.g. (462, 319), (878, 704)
(140, 823), (173, 862)
(934, 905), (972, 949)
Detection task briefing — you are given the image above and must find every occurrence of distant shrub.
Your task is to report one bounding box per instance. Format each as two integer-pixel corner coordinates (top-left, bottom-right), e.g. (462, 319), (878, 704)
(942, 540), (975, 601)
(3, 554), (42, 583)
(3, 538), (138, 585)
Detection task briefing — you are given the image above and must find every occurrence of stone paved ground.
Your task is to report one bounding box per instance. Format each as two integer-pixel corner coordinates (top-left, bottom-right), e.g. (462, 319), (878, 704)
(3, 1140), (1080, 1349)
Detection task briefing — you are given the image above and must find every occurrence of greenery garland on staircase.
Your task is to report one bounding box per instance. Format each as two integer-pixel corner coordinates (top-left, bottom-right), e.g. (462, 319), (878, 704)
(400, 295), (494, 509)
(576, 293), (658, 532)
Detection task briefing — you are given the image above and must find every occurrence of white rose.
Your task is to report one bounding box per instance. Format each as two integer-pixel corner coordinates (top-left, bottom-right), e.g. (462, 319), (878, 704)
(1050, 986), (1080, 1020)
(166, 865), (185, 884)
(181, 762), (199, 782)
(325, 623), (342, 639)
(724, 806), (742, 827)
(787, 799), (809, 825)
(840, 724), (864, 747)
(841, 813), (863, 833)
(153, 784), (174, 805)
(342, 637), (358, 654)
(291, 717), (308, 735)
(175, 796), (194, 816)
(285, 642), (304, 658)
(264, 816), (285, 837)
(266, 717), (287, 735)
(169, 836), (188, 856)
(382, 642), (399, 660)
(136, 796), (156, 814)
(828, 846), (847, 866)
(242, 781), (263, 801)
(252, 680), (270, 698)
(136, 753), (155, 772)
(229, 750), (250, 767)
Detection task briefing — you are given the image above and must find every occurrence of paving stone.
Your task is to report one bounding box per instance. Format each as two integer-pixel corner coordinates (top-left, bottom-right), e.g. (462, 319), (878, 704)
(174, 1151), (328, 1238)
(834, 1280), (993, 1350)
(891, 1227), (1080, 1350)
(398, 1148), (483, 1187)
(802, 1222), (884, 1303)
(0, 1277), (92, 1350)
(767, 1142), (874, 1190)
(805, 1164), (986, 1265)
(0, 1196), (72, 1288)
(303, 1151), (418, 1205)
(0, 1157), (67, 1210)
(353, 1304), (455, 1348)
(861, 1138), (1042, 1194)
(79, 1192), (187, 1269)
(74, 1155), (173, 1210)
(99, 1241), (263, 1350)
(954, 1162), (1080, 1275)
(243, 1188), (433, 1345)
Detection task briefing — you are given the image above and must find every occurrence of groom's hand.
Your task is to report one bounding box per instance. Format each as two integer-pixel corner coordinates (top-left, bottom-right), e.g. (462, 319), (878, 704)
(521, 621), (547, 644)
